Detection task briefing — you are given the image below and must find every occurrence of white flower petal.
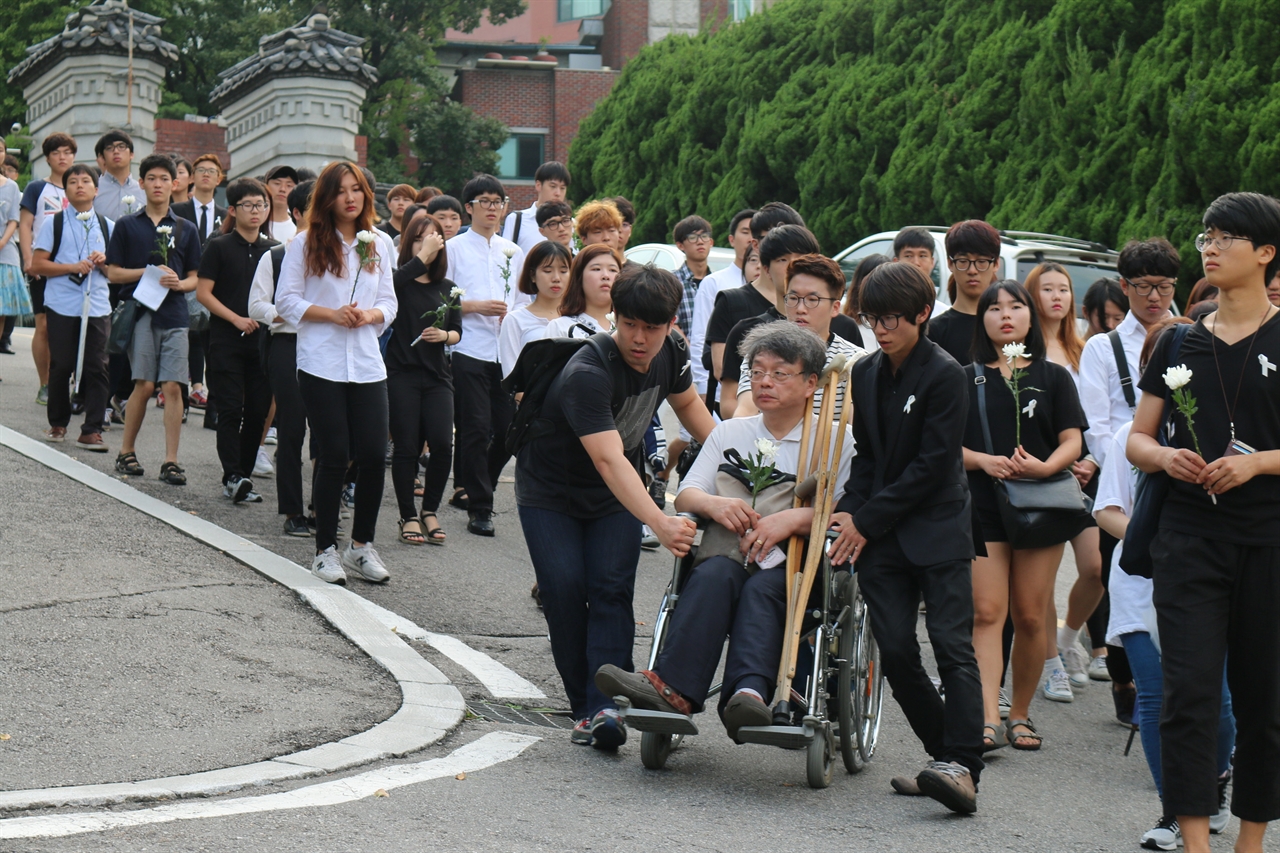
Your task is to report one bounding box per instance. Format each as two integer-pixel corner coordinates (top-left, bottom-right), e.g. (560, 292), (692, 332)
(1163, 364), (1193, 390)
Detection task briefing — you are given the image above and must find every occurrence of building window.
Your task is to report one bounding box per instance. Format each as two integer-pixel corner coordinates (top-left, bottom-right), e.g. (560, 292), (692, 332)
(731, 0), (754, 21)
(497, 134), (545, 180)
(558, 0), (610, 22)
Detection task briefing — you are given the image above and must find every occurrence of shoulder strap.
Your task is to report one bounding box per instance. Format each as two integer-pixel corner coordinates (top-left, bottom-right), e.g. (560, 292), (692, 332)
(49, 211), (64, 260)
(1108, 329), (1136, 409)
(270, 244), (286, 302)
(586, 333), (629, 415)
(96, 213), (108, 242)
(1156, 323), (1194, 444)
(973, 363), (997, 457)
(511, 211), (523, 246)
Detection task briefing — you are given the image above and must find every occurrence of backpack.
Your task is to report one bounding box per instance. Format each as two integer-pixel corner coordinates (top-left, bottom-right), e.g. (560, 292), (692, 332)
(501, 332), (628, 456)
(48, 210), (110, 285)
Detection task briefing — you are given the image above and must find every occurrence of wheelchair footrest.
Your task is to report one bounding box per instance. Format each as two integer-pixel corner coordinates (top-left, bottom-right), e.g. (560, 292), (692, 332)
(614, 698), (699, 736)
(735, 723), (813, 750)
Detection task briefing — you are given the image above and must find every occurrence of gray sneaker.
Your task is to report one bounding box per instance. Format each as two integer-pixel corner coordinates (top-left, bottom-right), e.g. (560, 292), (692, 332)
(311, 546), (346, 585)
(1042, 668), (1074, 703)
(915, 760), (977, 814)
(342, 542), (390, 583)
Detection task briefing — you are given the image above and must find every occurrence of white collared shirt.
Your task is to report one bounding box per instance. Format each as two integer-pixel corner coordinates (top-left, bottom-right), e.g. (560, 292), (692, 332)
(247, 249), (296, 335)
(500, 204), (542, 256)
(498, 305), (551, 377)
(1078, 310), (1170, 469)
(447, 228), (529, 363)
(275, 229), (397, 383)
(194, 198), (217, 238)
(689, 262), (747, 393)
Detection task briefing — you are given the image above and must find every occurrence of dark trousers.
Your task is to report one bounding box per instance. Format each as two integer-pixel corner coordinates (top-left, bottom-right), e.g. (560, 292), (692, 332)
(855, 535), (984, 782)
(298, 371), (388, 552)
(189, 327), (208, 386)
(721, 564), (821, 714)
(452, 353), (514, 513)
(265, 334), (307, 516)
(518, 505), (641, 721)
(46, 309), (110, 435)
(1, 314), (14, 347)
(1153, 530), (1280, 822)
(655, 556), (751, 713)
(207, 329), (271, 481)
(387, 369), (453, 520)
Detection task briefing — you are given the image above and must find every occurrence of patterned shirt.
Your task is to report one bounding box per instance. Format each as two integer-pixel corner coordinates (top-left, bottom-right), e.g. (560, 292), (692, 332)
(674, 261), (703, 336)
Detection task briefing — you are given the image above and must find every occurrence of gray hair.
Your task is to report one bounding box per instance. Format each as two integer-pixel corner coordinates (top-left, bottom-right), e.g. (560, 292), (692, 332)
(740, 320), (826, 378)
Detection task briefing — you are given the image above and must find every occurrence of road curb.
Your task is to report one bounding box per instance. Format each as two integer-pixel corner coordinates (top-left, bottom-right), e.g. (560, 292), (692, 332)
(0, 425), (466, 812)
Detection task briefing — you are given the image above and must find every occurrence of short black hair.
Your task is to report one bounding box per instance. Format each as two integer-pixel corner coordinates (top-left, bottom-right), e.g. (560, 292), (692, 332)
(729, 208), (757, 236)
(62, 163), (98, 187)
(294, 167), (317, 182)
(427, 194), (464, 217)
(534, 161), (571, 186)
(42, 132), (77, 158)
(288, 180), (315, 223)
(1203, 192), (1280, 282)
(759, 224), (820, 267)
(137, 153), (175, 180)
(462, 174), (505, 205)
(93, 129), (133, 157)
(1117, 238), (1180, 280)
(970, 280), (1048, 364)
(611, 196), (635, 225)
(859, 261), (936, 334)
(893, 227), (935, 257)
(750, 202), (804, 241)
(1082, 277), (1128, 325)
(945, 219), (1001, 260)
(673, 215), (712, 244)
(536, 199), (572, 226)
(3, 154), (19, 171)
(226, 176), (268, 207)
(612, 263), (682, 326)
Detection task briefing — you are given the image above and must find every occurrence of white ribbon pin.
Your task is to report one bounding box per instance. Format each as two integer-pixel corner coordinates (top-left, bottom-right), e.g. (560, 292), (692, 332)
(903, 394), (916, 414)
(1023, 399), (1037, 418)
(1260, 354), (1276, 377)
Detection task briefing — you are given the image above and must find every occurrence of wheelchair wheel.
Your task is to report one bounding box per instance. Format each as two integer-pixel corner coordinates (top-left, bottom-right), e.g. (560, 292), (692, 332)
(836, 591), (865, 775)
(806, 722), (834, 789)
(852, 583), (885, 764)
(640, 731), (673, 770)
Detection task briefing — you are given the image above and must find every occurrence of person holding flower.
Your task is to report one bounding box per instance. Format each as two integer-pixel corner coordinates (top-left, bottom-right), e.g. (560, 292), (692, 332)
(960, 280), (1086, 752)
(1127, 192), (1280, 853)
(499, 240), (573, 377)
(275, 161), (397, 585)
(387, 213), (460, 546)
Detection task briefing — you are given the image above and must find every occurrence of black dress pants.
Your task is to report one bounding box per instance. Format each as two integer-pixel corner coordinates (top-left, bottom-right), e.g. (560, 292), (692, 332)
(265, 333), (307, 516)
(451, 353), (513, 513)
(855, 535), (984, 782)
(387, 369), (453, 520)
(46, 309), (110, 435)
(207, 328), (270, 481)
(1153, 529), (1280, 822)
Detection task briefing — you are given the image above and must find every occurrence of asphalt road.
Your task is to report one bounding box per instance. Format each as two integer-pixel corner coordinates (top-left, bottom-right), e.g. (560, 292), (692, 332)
(0, 328), (1248, 852)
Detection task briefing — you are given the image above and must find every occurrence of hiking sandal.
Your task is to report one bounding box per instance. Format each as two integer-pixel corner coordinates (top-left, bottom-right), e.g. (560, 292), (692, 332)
(115, 451), (144, 476)
(983, 722), (1008, 752)
(158, 461), (186, 485)
(398, 517), (426, 545)
(1006, 718), (1042, 751)
(420, 511), (446, 545)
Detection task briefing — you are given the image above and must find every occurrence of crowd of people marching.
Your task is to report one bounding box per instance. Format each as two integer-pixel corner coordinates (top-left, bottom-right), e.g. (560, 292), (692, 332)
(2, 126), (1279, 853)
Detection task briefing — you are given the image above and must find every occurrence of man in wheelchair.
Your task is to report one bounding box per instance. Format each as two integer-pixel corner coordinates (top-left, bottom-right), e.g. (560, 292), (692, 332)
(596, 321), (853, 739)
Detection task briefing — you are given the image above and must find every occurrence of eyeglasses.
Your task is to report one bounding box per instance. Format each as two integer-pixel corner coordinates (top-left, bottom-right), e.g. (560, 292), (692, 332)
(682, 232), (713, 244)
(102, 142), (131, 154)
(858, 312), (906, 330)
(1195, 232), (1250, 253)
(542, 217), (572, 229)
(194, 167), (221, 176)
(1127, 278), (1176, 296)
(783, 293), (839, 309)
(469, 197), (508, 210)
(236, 202), (268, 212)
(749, 369), (802, 384)
(949, 256), (997, 272)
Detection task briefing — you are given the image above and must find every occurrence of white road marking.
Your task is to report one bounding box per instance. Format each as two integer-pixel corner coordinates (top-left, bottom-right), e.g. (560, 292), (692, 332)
(0, 732), (539, 840)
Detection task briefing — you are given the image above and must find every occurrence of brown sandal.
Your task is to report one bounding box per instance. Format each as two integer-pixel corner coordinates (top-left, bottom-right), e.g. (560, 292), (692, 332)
(398, 517), (426, 545)
(420, 511), (446, 545)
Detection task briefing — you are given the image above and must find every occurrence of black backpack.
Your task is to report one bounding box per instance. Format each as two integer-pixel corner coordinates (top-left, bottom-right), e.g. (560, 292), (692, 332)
(502, 332), (628, 456)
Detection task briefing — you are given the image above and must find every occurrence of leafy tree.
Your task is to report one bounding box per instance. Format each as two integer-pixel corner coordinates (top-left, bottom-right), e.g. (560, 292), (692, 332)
(406, 78), (507, 196)
(0, 0), (80, 126)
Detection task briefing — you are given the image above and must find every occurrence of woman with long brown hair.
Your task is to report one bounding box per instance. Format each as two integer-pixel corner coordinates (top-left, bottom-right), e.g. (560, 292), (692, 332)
(276, 161), (397, 585)
(545, 243), (622, 338)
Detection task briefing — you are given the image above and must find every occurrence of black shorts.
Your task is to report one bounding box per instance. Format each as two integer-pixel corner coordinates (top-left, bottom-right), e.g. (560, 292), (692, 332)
(27, 275), (45, 314)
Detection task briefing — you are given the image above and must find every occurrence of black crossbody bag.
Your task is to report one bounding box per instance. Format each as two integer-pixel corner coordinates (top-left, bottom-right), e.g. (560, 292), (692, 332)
(974, 363), (1093, 549)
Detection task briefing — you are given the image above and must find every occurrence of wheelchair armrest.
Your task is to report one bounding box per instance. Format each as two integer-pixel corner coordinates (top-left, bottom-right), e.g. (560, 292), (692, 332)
(677, 511), (710, 530)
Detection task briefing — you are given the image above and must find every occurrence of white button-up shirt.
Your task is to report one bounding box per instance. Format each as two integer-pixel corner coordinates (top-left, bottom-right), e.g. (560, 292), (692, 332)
(447, 228), (529, 363)
(1078, 309), (1170, 469)
(275, 229), (397, 383)
(689, 261), (747, 392)
(500, 204), (542, 256)
(194, 199), (218, 239)
(247, 248), (297, 335)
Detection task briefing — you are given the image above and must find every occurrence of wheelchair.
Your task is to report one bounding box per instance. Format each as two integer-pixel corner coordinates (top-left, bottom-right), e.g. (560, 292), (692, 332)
(616, 513), (886, 789)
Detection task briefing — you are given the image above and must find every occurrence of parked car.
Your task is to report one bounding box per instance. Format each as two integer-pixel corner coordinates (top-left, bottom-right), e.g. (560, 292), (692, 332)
(832, 227), (1120, 315)
(625, 243), (736, 275)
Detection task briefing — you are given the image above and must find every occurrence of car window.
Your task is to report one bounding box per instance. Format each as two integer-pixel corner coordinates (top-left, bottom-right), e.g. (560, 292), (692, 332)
(837, 239), (894, 282)
(626, 248), (656, 266)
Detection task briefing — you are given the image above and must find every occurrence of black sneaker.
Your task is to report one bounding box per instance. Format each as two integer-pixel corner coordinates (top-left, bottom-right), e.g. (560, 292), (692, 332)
(648, 476), (668, 509)
(223, 476), (253, 503)
(284, 516), (312, 537)
(1113, 683), (1137, 726)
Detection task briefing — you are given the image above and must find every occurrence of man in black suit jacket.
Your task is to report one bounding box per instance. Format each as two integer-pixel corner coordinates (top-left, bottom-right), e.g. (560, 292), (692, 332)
(829, 262), (984, 815)
(171, 154), (227, 245)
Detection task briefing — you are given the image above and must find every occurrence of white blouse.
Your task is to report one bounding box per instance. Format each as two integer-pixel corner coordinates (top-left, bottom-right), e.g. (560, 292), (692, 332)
(275, 229), (397, 383)
(499, 306), (552, 378)
(545, 313), (607, 340)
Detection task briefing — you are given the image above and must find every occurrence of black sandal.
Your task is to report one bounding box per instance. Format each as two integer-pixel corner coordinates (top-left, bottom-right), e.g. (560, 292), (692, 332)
(413, 478), (424, 497)
(398, 517), (426, 545)
(158, 461), (187, 485)
(448, 488), (469, 510)
(420, 511), (446, 545)
(115, 451), (144, 476)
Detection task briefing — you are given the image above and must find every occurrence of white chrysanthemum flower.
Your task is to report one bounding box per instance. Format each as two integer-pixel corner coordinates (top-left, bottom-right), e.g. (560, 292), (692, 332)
(356, 230), (376, 243)
(1164, 364), (1193, 390)
(155, 225), (173, 235)
(500, 245), (518, 259)
(450, 286), (464, 298)
(121, 195), (136, 206)
(1001, 342), (1027, 363)
(605, 312), (615, 328)
(754, 437), (780, 463)
(76, 211), (93, 222)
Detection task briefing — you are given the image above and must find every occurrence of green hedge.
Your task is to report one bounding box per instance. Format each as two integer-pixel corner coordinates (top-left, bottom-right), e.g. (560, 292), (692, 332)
(568, 0), (1280, 291)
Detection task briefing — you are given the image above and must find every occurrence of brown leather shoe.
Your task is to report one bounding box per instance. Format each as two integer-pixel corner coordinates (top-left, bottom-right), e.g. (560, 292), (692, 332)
(916, 761), (977, 814)
(594, 665), (690, 715)
(890, 775), (924, 796)
(76, 432), (108, 452)
(43, 426), (66, 442)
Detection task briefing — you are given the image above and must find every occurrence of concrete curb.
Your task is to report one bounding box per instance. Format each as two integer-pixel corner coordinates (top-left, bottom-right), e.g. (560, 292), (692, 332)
(0, 425), (466, 813)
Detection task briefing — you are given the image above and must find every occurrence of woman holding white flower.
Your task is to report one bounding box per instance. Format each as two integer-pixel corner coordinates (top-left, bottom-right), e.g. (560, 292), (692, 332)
(275, 161), (397, 585)
(499, 240), (573, 377)
(961, 280), (1086, 751)
(544, 244), (621, 339)
(386, 214), (460, 545)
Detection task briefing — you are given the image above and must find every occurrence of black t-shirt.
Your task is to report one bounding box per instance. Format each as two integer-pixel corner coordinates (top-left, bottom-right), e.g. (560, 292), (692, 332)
(707, 285), (773, 357)
(197, 230), (277, 336)
(831, 312), (861, 344)
(377, 221), (400, 240)
(928, 308), (978, 365)
(385, 260), (462, 384)
(721, 307), (783, 391)
(1139, 313), (1280, 546)
(516, 334), (692, 518)
(962, 358), (1087, 516)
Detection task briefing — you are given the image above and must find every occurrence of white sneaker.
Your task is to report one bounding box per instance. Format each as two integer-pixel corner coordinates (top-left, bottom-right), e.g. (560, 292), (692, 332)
(998, 687), (1011, 720)
(1088, 655), (1112, 682)
(1140, 815), (1180, 850)
(253, 446), (274, 477)
(1042, 668), (1074, 703)
(640, 525), (659, 550)
(311, 546), (346, 585)
(342, 541), (390, 583)
(264, 426), (277, 445)
(1060, 645), (1090, 688)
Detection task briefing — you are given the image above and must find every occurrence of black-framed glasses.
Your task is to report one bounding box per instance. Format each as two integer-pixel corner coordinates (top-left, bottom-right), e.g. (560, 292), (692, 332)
(749, 369), (802, 384)
(949, 256), (996, 272)
(682, 231), (713, 244)
(102, 142), (131, 154)
(1127, 278), (1176, 296)
(1195, 232), (1249, 253)
(194, 167), (221, 176)
(542, 217), (572, 229)
(469, 197), (508, 210)
(236, 202), (268, 212)
(783, 293), (839, 309)
(858, 312), (906, 330)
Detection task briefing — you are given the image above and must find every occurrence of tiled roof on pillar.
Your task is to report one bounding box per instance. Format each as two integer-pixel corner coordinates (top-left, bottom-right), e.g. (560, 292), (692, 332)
(209, 7), (378, 109)
(8, 0), (178, 87)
